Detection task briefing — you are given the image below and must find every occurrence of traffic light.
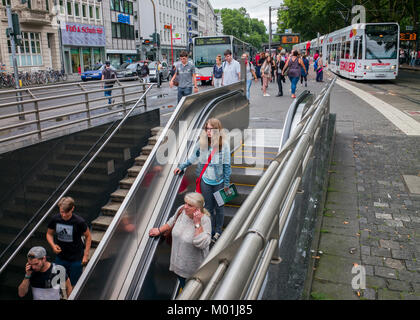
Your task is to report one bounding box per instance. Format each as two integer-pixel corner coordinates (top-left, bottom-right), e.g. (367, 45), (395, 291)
(10, 12), (22, 46)
(150, 32), (160, 47)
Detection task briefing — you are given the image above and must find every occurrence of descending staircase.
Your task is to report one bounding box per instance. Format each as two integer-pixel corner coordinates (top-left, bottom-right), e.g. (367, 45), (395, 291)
(0, 124), (153, 299)
(89, 126), (164, 254)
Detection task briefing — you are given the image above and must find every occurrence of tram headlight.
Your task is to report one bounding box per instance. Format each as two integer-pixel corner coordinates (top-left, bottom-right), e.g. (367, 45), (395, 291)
(391, 65), (396, 70)
(364, 65), (370, 70)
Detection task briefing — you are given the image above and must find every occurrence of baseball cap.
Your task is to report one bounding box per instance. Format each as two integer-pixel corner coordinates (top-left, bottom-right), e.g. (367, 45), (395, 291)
(27, 246), (46, 259)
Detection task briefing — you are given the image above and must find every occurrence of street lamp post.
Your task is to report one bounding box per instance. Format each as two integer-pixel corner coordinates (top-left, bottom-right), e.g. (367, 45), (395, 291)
(150, 0), (160, 61)
(269, 6), (288, 56)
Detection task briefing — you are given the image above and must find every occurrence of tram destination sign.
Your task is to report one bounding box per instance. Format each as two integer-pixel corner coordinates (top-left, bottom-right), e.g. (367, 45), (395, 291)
(195, 37), (230, 45)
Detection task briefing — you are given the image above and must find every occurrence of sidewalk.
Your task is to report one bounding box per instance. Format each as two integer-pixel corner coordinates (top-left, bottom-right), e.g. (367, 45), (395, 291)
(310, 72), (420, 300)
(399, 63), (420, 72)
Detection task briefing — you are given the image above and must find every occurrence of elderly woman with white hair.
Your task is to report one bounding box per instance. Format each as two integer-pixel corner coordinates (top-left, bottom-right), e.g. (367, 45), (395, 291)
(149, 192), (211, 289)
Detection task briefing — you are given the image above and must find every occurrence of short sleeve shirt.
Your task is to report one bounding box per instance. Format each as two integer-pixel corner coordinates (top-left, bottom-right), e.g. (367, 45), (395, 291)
(175, 61), (195, 88)
(30, 263), (69, 300)
(222, 59), (241, 85)
(246, 62), (255, 81)
(47, 213), (88, 261)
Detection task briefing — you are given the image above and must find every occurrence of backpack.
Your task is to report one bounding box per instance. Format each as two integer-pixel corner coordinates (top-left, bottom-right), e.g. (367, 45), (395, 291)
(314, 58), (319, 71)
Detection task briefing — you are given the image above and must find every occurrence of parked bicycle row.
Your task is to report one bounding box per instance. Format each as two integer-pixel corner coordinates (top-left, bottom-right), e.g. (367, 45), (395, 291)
(0, 69), (68, 89)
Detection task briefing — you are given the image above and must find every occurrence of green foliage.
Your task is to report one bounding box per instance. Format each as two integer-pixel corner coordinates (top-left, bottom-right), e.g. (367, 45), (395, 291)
(218, 8), (268, 49)
(278, 0), (420, 42)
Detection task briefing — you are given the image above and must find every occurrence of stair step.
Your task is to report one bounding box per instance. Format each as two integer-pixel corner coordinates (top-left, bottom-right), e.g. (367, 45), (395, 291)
(140, 145), (154, 156)
(110, 188), (129, 202)
(120, 176), (136, 189)
(128, 165), (143, 177)
(148, 136), (159, 145)
(135, 155), (149, 166)
(91, 215), (114, 231)
(101, 202), (121, 216)
(151, 126), (164, 136)
(91, 230), (105, 248)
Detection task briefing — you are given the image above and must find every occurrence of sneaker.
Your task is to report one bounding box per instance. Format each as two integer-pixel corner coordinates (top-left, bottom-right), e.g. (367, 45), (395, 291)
(264, 93), (270, 96)
(212, 232), (220, 243)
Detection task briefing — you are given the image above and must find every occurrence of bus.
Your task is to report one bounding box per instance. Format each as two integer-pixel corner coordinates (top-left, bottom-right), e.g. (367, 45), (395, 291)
(293, 23), (399, 80)
(192, 35), (258, 85)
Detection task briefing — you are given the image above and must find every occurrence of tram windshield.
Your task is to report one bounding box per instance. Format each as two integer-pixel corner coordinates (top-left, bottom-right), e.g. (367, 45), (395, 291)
(194, 37), (231, 68)
(365, 24), (398, 60)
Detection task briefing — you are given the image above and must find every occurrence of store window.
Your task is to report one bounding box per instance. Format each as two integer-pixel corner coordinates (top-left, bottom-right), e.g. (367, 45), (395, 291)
(7, 32), (42, 66)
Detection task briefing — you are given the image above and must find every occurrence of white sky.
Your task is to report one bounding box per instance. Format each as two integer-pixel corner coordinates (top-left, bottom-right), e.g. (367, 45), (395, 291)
(209, 0), (285, 32)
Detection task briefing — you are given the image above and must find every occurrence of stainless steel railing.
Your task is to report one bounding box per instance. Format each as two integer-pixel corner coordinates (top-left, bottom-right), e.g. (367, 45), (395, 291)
(177, 77), (336, 300)
(0, 78), (150, 149)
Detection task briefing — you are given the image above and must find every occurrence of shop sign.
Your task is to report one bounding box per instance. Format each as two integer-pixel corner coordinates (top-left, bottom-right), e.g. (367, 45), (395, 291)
(118, 14), (130, 24)
(61, 23), (106, 47)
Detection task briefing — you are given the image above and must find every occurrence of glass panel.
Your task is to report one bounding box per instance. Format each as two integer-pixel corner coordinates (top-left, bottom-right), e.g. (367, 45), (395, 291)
(365, 24), (398, 60)
(75, 3), (79, 16)
(67, 1), (72, 15)
(96, 7), (100, 19)
(110, 0), (114, 11)
(71, 48), (81, 73)
(31, 41), (36, 53)
(89, 5), (93, 18)
(83, 48), (92, 71)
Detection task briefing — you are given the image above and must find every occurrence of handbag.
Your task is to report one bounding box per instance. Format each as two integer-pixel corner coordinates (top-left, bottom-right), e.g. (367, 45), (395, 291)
(195, 148), (217, 194)
(162, 206), (183, 245)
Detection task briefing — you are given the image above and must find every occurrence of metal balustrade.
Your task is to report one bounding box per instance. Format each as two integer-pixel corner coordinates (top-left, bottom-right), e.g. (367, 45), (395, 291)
(177, 77), (336, 300)
(0, 78), (150, 149)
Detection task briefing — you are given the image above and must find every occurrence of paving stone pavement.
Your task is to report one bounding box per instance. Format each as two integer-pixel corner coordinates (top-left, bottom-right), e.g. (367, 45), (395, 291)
(310, 73), (420, 300)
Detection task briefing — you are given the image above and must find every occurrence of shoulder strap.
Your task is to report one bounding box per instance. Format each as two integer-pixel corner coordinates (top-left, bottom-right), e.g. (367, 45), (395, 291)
(198, 148), (217, 182)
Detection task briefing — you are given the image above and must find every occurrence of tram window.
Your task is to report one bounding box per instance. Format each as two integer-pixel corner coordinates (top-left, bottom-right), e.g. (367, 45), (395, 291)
(358, 40), (362, 59)
(341, 42), (345, 59)
(345, 41), (350, 59)
(353, 40), (358, 59)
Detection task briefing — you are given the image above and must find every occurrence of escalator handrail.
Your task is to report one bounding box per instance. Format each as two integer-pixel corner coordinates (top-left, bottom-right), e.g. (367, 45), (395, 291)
(0, 83), (155, 275)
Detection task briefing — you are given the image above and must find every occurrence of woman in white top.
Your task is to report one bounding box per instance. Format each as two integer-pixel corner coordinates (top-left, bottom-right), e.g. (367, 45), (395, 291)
(261, 55), (272, 96)
(149, 192), (211, 290)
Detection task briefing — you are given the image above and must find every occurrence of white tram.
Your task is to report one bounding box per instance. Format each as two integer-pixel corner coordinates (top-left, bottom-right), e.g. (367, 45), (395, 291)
(293, 23), (400, 80)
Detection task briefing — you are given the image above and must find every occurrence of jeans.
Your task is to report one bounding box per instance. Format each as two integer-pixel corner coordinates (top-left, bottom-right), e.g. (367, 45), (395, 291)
(316, 69), (323, 82)
(55, 257), (83, 286)
(201, 180), (224, 236)
(410, 58), (416, 67)
(246, 79), (252, 99)
(276, 74), (283, 95)
(104, 85), (113, 104)
(288, 76), (299, 95)
(177, 86), (193, 103)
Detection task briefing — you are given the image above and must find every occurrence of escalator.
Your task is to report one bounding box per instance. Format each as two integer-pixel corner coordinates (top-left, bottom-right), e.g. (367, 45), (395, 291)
(70, 81), (249, 299)
(71, 77), (319, 300)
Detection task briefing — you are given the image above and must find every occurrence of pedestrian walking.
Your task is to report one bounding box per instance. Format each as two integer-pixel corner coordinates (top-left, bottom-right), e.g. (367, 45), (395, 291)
(138, 61), (150, 83)
(254, 52), (261, 79)
(410, 49), (416, 67)
(275, 53), (286, 96)
(300, 54), (309, 87)
(221, 49), (241, 86)
(282, 50), (307, 99)
(315, 53), (324, 82)
(101, 61), (116, 107)
(170, 50), (198, 103)
(173, 118), (231, 243)
(258, 52), (266, 86)
(18, 246), (72, 300)
(212, 55), (223, 88)
(261, 55), (272, 96)
(149, 192), (211, 291)
(46, 197), (92, 287)
(242, 53), (258, 100)
(270, 55), (276, 83)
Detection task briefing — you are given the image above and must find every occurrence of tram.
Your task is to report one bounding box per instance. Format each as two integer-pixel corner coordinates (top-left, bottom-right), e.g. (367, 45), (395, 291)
(192, 35), (257, 84)
(293, 23), (400, 80)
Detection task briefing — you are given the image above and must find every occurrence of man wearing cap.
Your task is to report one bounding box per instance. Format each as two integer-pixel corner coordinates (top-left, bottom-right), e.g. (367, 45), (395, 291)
(18, 246), (72, 300)
(46, 197), (91, 287)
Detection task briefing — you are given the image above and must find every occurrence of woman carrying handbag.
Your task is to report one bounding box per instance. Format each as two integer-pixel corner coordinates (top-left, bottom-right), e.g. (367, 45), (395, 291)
(149, 192), (211, 291)
(174, 118), (231, 243)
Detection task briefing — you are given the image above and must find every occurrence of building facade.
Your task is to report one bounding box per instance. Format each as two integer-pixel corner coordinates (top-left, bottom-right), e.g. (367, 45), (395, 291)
(0, 0), (61, 73)
(139, 0), (187, 64)
(103, 0), (136, 67)
(57, 0), (106, 74)
(215, 12), (223, 36)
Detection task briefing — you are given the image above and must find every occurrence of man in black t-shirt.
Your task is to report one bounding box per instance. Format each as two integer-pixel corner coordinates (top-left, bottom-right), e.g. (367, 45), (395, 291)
(46, 197), (91, 286)
(101, 61), (116, 107)
(18, 246), (72, 300)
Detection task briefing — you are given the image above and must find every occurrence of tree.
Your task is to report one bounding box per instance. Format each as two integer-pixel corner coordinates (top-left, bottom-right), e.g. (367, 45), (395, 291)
(278, 0), (420, 42)
(216, 8), (268, 49)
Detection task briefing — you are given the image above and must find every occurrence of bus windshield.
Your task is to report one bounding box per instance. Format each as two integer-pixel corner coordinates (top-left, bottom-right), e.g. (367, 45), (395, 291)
(194, 43), (231, 68)
(365, 24), (398, 60)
